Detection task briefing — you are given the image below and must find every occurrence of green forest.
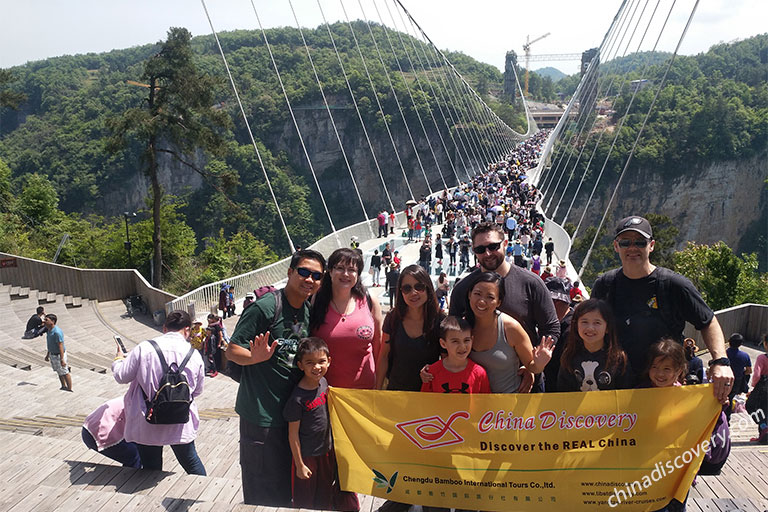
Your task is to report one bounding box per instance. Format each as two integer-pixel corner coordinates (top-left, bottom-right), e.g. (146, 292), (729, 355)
(0, 24), (766, 298)
(0, 23), (519, 293)
(554, 35), (768, 277)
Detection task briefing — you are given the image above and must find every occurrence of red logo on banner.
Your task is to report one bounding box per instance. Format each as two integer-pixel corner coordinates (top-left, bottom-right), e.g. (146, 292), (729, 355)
(395, 411), (470, 449)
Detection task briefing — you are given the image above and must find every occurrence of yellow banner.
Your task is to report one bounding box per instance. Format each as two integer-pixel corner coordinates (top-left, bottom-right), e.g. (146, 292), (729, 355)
(329, 386), (720, 511)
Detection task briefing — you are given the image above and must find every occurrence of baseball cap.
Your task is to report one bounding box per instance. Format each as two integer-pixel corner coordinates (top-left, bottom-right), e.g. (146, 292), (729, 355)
(615, 216), (653, 239)
(544, 277), (570, 304)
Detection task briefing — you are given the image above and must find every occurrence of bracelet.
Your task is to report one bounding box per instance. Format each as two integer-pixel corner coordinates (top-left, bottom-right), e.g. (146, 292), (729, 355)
(708, 357), (730, 367)
(114, 356), (125, 361)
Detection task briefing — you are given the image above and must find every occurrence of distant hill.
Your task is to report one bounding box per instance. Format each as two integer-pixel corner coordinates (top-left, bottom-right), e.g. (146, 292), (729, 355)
(533, 66), (566, 82)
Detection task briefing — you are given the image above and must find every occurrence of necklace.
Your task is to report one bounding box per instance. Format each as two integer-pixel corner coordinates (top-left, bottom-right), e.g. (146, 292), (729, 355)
(332, 297), (352, 322)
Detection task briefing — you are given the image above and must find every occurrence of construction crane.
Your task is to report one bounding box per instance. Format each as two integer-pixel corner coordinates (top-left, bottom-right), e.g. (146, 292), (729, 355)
(523, 32), (550, 97)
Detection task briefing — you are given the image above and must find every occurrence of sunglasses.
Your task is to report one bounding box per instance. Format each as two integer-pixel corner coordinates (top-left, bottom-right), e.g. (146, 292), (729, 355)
(401, 283), (427, 294)
(472, 242), (502, 255)
(295, 267), (324, 281)
(616, 239), (649, 248)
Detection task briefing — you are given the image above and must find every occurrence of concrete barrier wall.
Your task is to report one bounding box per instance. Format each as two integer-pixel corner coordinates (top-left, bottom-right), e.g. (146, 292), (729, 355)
(684, 303), (768, 346)
(0, 252), (175, 314)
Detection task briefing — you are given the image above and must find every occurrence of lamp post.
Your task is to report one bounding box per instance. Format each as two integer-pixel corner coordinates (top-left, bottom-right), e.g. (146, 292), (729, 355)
(123, 212), (136, 268)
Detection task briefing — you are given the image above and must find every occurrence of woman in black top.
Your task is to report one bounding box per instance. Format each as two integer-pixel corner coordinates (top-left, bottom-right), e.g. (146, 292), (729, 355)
(375, 265), (443, 391)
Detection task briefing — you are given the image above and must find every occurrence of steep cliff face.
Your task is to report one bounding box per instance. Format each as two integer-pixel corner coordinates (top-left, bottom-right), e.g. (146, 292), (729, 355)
(99, 148), (206, 216)
(98, 105), (484, 225)
(271, 107), (482, 224)
(568, 153), (767, 254)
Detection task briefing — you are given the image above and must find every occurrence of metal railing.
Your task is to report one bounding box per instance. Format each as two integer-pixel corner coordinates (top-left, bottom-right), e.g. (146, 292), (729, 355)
(166, 212), (409, 318)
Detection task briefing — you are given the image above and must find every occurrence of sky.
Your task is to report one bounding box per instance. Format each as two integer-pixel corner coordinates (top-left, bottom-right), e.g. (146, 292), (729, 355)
(2, 0), (766, 74)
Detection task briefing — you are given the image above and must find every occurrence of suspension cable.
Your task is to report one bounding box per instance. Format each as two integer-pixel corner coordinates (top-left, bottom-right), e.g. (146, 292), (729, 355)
(347, 0), (433, 195)
(545, 0), (641, 215)
(288, 0), (374, 237)
(550, 0), (649, 218)
(382, 0), (462, 184)
(414, 30), (487, 174)
(370, 0), (449, 190)
(330, 1), (415, 200)
(535, 0), (631, 190)
(395, 2), (491, 173)
(248, 0), (341, 247)
(562, 0), (662, 225)
(314, 0), (396, 213)
(579, 0), (698, 277)
(573, 0), (678, 240)
(542, 0), (637, 206)
(199, 0), (295, 252)
(394, 3), (476, 181)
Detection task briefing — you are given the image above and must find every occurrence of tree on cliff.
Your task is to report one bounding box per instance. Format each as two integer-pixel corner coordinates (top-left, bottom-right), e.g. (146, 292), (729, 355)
(0, 70), (26, 110)
(107, 27), (229, 288)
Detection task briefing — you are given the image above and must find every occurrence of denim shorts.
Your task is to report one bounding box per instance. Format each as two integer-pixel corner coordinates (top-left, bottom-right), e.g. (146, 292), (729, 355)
(50, 353), (70, 376)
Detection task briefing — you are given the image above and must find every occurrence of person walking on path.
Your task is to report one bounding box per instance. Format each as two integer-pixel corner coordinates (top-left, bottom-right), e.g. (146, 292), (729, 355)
(112, 310), (206, 474)
(370, 250), (382, 287)
(544, 237), (555, 265)
(377, 211), (387, 238)
(726, 333), (751, 422)
(44, 314), (72, 392)
(418, 239), (432, 274)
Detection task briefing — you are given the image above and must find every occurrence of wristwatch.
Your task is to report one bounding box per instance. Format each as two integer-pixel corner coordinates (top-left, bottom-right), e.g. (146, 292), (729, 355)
(707, 357), (730, 367)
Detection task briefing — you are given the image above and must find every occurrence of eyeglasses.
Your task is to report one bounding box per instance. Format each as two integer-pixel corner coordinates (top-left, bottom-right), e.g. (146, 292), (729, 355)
(616, 239), (649, 248)
(296, 267), (324, 281)
(401, 283), (427, 294)
(333, 266), (358, 275)
(472, 242), (502, 255)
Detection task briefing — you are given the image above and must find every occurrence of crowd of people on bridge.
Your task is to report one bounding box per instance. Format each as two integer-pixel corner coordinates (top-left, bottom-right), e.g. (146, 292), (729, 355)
(71, 128), (765, 512)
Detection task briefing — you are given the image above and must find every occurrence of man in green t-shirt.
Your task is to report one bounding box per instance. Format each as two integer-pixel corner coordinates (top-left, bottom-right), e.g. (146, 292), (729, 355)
(227, 249), (326, 507)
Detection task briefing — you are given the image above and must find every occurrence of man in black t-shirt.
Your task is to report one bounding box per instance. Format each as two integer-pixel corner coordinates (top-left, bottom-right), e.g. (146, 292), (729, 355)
(591, 215), (733, 403)
(382, 242), (392, 267)
(23, 306), (46, 339)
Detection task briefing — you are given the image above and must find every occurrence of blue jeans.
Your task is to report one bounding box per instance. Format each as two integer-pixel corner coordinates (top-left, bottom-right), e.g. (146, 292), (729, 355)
(137, 441), (206, 475)
(81, 427), (142, 468)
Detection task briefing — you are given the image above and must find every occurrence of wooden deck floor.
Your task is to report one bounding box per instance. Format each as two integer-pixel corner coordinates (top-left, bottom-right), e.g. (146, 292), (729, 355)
(1, 283), (766, 510)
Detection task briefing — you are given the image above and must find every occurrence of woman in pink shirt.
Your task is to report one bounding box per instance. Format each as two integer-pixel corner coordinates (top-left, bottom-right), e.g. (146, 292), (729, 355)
(310, 249), (383, 389)
(750, 335), (768, 443)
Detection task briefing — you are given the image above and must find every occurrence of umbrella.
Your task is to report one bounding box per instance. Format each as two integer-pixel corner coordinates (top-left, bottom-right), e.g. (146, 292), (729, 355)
(405, 199), (417, 206)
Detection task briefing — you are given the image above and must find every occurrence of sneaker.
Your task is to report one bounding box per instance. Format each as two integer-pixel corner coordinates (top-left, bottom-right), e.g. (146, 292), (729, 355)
(206, 371), (218, 378)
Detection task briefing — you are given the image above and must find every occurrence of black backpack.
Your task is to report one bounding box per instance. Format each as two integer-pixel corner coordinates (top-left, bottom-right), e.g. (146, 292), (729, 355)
(598, 266), (685, 340)
(142, 339), (197, 425)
